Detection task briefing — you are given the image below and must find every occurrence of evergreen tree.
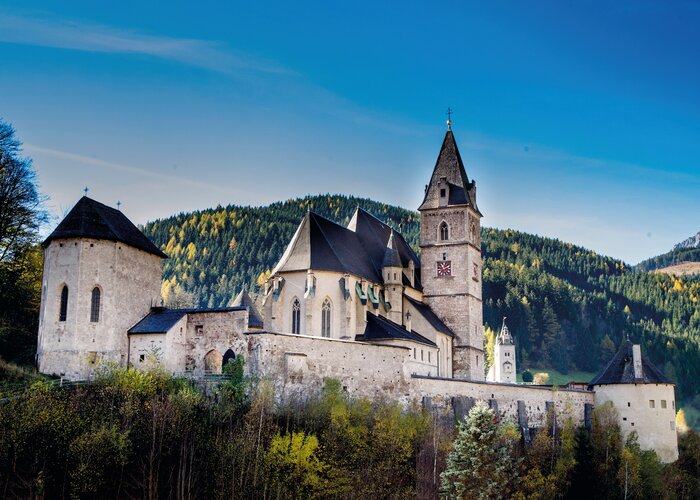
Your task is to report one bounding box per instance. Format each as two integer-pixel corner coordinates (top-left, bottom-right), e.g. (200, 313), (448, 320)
(441, 401), (519, 499)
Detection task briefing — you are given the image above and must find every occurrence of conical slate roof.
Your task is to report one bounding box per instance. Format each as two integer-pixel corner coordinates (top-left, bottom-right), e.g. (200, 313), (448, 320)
(231, 289), (264, 328)
(43, 197), (167, 258)
(590, 340), (672, 385)
(418, 130), (480, 213)
(382, 231), (402, 268)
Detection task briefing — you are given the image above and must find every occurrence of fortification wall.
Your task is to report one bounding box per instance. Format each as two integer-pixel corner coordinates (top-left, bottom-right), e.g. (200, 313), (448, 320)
(246, 332), (413, 402)
(246, 332), (594, 430)
(412, 376), (595, 428)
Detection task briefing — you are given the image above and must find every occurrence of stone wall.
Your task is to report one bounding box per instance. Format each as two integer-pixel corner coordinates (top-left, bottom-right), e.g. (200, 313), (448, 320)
(246, 332), (413, 402)
(246, 331), (594, 430)
(411, 376), (595, 428)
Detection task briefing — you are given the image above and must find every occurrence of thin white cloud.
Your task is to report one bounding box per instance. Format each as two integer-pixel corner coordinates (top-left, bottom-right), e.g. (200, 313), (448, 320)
(25, 144), (239, 196)
(0, 12), (291, 75)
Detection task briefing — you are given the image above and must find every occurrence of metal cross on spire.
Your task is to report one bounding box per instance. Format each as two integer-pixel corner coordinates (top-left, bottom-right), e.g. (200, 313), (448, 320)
(446, 107), (453, 131)
(83, 186), (89, 196)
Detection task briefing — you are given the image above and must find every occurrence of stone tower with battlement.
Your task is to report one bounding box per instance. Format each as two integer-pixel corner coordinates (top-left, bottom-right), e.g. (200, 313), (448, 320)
(36, 197), (165, 379)
(418, 127), (484, 380)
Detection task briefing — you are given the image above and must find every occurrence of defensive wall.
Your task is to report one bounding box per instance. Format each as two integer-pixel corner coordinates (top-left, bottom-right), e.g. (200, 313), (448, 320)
(245, 331), (595, 430)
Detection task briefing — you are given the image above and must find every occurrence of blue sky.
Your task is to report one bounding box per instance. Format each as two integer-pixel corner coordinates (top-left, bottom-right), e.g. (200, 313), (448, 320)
(1, 1), (698, 264)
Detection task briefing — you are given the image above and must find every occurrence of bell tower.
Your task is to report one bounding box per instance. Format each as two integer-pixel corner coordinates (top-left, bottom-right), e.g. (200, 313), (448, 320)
(418, 121), (484, 380)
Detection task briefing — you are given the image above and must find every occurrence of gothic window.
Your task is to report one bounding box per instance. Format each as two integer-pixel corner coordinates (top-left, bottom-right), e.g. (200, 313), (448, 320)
(292, 298), (301, 334)
(90, 287), (101, 322)
(321, 298), (332, 338)
(59, 285), (68, 321)
(470, 222), (477, 242)
(439, 221), (449, 241)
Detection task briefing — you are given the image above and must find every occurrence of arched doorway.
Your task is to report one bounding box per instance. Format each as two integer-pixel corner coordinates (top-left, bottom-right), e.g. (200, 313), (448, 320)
(204, 349), (223, 374)
(223, 348), (236, 366)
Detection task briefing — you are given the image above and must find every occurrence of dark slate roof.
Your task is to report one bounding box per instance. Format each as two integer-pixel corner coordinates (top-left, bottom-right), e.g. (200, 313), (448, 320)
(418, 130), (480, 214)
(274, 208), (422, 289)
(405, 296), (454, 337)
(357, 312), (436, 347)
(590, 340), (672, 385)
(43, 197), (167, 258)
(128, 306), (246, 334)
(382, 232), (402, 268)
(231, 289), (264, 328)
(347, 208), (422, 288)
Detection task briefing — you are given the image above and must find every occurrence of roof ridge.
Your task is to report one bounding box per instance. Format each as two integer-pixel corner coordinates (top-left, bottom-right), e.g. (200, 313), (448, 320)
(308, 212), (347, 271)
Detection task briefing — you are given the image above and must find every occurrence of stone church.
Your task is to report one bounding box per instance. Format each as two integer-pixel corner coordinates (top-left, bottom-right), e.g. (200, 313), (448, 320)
(35, 126), (679, 462)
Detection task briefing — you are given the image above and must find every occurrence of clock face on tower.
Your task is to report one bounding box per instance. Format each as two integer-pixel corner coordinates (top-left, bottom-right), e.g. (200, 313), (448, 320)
(436, 260), (452, 277)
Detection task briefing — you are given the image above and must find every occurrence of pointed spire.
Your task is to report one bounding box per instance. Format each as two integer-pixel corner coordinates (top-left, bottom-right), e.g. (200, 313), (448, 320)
(418, 128), (480, 213)
(382, 231), (402, 268)
(498, 317), (514, 345)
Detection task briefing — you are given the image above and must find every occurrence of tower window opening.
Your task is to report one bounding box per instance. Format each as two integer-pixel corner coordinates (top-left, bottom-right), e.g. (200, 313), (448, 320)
(90, 287), (101, 323)
(661, 400), (667, 409)
(440, 188), (446, 198)
(439, 221), (449, 241)
(321, 298), (332, 338)
(292, 298), (301, 334)
(59, 285), (69, 322)
(649, 400), (655, 409)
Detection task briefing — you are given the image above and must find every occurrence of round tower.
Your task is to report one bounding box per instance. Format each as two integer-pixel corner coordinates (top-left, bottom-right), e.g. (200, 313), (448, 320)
(37, 197), (165, 379)
(591, 340), (678, 463)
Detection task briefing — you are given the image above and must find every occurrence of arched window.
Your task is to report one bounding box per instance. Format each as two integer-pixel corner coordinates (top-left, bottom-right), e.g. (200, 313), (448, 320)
(439, 221), (449, 241)
(321, 298), (332, 338)
(90, 287), (101, 323)
(292, 298), (301, 334)
(59, 285), (68, 321)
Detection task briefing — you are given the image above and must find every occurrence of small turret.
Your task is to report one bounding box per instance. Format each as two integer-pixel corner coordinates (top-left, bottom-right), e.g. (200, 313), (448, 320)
(382, 231), (403, 324)
(487, 318), (516, 384)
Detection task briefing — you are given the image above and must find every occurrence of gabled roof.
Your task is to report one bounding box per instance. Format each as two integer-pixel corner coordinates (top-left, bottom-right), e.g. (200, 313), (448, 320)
(405, 296), (453, 336)
(128, 306), (247, 334)
(273, 208), (421, 289)
(357, 312), (436, 347)
(418, 130), (480, 214)
(590, 340), (672, 385)
(231, 289), (264, 328)
(43, 197), (167, 258)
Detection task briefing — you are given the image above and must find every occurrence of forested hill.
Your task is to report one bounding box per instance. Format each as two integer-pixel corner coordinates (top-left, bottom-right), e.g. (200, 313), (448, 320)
(141, 194), (700, 402)
(636, 246), (700, 273)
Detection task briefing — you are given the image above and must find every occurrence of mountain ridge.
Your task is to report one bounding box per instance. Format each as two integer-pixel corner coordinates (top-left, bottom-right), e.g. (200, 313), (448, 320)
(674, 231), (700, 251)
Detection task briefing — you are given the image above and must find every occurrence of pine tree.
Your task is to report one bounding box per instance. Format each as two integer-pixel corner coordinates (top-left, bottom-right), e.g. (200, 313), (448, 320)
(440, 401), (519, 499)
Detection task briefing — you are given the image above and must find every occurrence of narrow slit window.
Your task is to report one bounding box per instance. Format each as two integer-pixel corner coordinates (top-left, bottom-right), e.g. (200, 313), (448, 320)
(90, 287), (101, 322)
(59, 285), (69, 322)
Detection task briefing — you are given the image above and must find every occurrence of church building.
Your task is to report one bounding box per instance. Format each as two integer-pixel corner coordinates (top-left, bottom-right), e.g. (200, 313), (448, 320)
(35, 124), (679, 462)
